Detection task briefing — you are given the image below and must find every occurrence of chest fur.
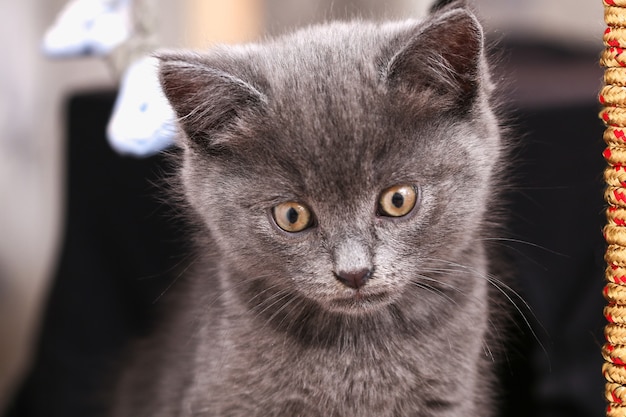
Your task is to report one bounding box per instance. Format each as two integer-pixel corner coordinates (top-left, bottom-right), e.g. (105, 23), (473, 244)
(184, 314), (483, 417)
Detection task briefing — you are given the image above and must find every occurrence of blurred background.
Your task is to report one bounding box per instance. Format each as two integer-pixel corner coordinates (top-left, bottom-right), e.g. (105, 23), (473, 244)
(0, 0), (606, 416)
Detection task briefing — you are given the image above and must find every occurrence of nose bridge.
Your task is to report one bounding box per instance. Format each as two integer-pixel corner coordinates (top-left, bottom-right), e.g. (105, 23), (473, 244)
(332, 236), (372, 273)
(318, 196), (375, 273)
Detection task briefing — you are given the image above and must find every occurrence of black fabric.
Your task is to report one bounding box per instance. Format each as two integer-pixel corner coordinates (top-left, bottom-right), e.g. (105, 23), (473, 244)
(5, 91), (188, 417)
(4, 42), (608, 417)
(501, 104), (606, 417)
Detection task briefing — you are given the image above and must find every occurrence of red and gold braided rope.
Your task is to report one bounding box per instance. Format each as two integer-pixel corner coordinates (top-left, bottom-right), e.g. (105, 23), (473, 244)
(602, 1), (626, 416)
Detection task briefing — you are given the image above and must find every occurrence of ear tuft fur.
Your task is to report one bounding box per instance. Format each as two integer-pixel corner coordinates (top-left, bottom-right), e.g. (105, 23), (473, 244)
(158, 51), (266, 152)
(429, 0), (467, 14)
(385, 9), (484, 113)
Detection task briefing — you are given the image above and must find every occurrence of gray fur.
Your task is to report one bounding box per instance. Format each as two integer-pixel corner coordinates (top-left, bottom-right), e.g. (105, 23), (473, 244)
(111, 4), (506, 417)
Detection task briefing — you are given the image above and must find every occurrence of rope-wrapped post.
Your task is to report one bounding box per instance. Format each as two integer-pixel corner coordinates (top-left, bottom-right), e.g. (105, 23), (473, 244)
(601, 1), (626, 416)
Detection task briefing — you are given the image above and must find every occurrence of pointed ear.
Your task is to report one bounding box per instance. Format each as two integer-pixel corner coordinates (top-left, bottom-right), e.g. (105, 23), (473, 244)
(429, 0), (467, 14)
(384, 9), (484, 113)
(158, 52), (267, 152)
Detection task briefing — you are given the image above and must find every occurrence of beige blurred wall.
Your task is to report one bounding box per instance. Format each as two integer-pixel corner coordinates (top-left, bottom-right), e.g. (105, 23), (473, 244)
(476, 0), (603, 48)
(185, 0), (264, 47)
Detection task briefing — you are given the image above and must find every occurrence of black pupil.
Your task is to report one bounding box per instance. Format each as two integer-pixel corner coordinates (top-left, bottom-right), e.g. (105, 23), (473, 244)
(287, 207), (299, 224)
(391, 192), (404, 208)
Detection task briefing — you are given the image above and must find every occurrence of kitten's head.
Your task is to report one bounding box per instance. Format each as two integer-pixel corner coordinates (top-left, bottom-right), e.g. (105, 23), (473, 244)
(159, 4), (501, 318)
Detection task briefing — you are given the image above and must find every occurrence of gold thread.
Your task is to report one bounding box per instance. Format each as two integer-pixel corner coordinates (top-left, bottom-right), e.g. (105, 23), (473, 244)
(607, 382), (626, 404)
(605, 148), (626, 167)
(606, 266), (626, 285)
(605, 187), (626, 208)
(607, 68), (626, 87)
(602, 50), (626, 68)
(608, 404), (626, 417)
(607, 323), (626, 346)
(602, 107), (626, 125)
(605, 126), (626, 146)
(605, 167), (626, 188)
(604, 361), (626, 384)
(608, 265), (626, 286)
(603, 343), (626, 364)
(608, 207), (626, 226)
(606, 27), (626, 48)
(607, 6), (626, 28)
(608, 225), (626, 249)
(607, 304), (626, 325)
(602, 85), (626, 107)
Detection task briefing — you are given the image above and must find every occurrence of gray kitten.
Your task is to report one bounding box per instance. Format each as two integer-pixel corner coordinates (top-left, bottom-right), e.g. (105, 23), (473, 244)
(112, 1), (508, 416)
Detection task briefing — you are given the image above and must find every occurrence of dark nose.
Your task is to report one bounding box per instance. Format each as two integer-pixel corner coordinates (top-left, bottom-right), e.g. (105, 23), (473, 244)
(335, 268), (372, 289)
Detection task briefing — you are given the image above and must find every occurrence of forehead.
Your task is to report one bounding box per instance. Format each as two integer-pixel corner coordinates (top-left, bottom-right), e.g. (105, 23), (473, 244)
(241, 104), (437, 207)
(227, 23), (455, 199)
(255, 51), (390, 168)
(260, 92), (396, 192)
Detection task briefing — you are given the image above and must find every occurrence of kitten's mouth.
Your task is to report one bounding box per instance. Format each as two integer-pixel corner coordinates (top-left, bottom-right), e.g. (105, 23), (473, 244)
(329, 290), (391, 311)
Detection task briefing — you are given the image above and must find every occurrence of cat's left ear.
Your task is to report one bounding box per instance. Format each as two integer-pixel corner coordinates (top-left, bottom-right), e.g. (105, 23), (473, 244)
(384, 7), (484, 113)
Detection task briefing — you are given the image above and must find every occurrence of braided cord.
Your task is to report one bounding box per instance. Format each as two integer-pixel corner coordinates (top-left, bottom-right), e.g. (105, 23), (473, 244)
(602, 1), (626, 416)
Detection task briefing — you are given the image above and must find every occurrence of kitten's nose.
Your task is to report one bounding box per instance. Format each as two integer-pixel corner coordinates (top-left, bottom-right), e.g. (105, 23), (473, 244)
(335, 268), (372, 289)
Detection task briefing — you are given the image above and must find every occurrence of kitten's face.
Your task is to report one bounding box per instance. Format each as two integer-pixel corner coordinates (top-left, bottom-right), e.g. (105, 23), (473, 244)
(160, 7), (501, 316)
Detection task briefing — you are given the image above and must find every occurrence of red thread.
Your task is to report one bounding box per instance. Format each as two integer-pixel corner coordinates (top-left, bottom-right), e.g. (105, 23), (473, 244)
(604, 112), (611, 122)
(606, 148), (614, 159)
(608, 344), (616, 353)
(610, 40), (621, 48)
(607, 313), (615, 323)
(607, 27), (613, 35)
(614, 189), (626, 203)
(611, 207), (619, 213)
(605, 286), (611, 298)
(615, 218), (626, 226)
(607, 0), (617, 5)
(615, 130), (626, 141)
(601, 94), (607, 104)
(615, 357), (626, 366)
(612, 390), (623, 404)
(611, 47), (626, 66)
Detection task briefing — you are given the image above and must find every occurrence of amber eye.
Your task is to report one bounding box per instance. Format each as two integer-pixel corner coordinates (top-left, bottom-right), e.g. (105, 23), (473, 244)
(272, 202), (313, 233)
(378, 185), (418, 217)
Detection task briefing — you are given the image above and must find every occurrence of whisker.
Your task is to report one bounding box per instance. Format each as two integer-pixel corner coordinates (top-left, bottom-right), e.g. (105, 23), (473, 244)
(423, 257), (549, 365)
(414, 271), (502, 363)
(253, 290), (294, 321)
(152, 253), (200, 304)
(266, 294), (300, 326)
(188, 271), (287, 341)
(480, 237), (568, 258)
(411, 276), (460, 305)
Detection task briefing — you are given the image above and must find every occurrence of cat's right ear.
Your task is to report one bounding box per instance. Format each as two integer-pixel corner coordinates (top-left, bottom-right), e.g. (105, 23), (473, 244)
(158, 52), (267, 152)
